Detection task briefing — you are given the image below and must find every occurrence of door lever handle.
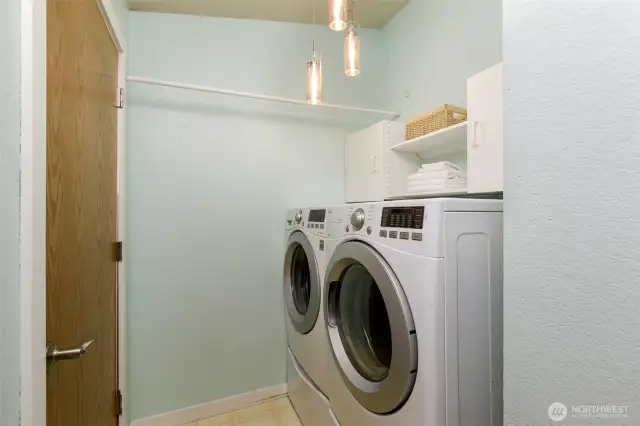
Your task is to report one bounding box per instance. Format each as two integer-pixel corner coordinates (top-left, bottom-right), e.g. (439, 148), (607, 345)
(47, 340), (94, 369)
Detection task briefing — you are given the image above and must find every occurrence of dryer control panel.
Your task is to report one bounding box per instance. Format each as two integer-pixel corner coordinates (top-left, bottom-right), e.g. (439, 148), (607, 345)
(332, 201), (440, 257)
(380, 206), (424, 229)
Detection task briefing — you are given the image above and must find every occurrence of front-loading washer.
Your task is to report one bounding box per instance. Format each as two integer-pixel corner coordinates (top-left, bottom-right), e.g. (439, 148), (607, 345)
(323, 199), (503, 426)
(284, 207), (340, 426)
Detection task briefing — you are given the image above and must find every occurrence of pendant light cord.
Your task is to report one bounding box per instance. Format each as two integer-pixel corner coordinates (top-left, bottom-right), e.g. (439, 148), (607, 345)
(312, 0), (316, 54)
(352, 0), (356, 24)
(349, 0), (356, 25)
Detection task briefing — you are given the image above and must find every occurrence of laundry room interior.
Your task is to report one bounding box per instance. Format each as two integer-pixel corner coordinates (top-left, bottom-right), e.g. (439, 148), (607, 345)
(124, 0), (503, 423)
(3, 1), (640, 426)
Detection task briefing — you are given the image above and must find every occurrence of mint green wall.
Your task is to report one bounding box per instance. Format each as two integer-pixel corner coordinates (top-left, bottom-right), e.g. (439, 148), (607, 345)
(126, 12), (386, 421)
(381, 0), (502, 168)
(383, 0), (502, 122)
(0, 0), (21, 424)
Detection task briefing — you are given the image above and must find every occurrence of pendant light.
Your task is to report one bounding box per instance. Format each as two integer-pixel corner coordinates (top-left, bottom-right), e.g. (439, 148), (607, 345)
(306, 40), (323, 105)
(344, 2), (360, 77)
(329, 0), (348, 31)
(344, 25), (360, 76)
(306, 1), (323, 105)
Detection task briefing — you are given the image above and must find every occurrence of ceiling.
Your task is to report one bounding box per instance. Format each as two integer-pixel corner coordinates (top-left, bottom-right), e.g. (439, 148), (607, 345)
(128, 0), (410, 29)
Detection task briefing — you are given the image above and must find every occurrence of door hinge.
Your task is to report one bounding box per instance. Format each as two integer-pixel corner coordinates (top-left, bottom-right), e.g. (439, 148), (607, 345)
(113, 241), (123, 263)
(114, 87), (124, 109)
(116, 389), (124, 416)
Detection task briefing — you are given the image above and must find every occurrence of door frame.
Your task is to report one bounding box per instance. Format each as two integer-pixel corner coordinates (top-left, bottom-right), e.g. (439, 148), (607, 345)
(19, 1), (128, 425)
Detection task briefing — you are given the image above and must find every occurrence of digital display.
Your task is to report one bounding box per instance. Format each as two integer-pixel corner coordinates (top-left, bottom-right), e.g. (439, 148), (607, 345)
(308, 209), (326, 223)
(381, 206), (424, 229)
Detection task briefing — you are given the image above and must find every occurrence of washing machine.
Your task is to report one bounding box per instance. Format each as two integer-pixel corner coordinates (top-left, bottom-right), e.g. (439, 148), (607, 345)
(323, 199), (503, 426)
(284, 207), (340, 426)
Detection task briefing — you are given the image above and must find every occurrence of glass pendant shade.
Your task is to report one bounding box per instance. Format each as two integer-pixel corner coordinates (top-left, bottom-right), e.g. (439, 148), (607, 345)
(306, 56), (323, 105)
(344, 25), (360, 77)
(329, 0), (348, 31)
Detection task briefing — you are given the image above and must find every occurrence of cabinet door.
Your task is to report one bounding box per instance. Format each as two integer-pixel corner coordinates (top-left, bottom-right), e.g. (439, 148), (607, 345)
(345, 122), (385, 202)
(467, 63), (503, 193)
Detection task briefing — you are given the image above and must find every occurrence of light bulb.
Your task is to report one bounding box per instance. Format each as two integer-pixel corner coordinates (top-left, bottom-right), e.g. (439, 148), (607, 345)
(329, 0), (348, 31)
(344, 25), (360, 77)
(306, 56), (323, 105)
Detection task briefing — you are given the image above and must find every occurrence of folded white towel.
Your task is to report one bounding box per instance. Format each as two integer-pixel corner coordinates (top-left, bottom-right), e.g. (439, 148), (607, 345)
(408, 170), (466, 182)
(407, 175), (467, 192)
(420, 161), (463, 173)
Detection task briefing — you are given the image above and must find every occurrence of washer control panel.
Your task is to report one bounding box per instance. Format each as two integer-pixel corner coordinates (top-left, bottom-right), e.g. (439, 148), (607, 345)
(308, 209), (326, 223)
(304, 209), (327, 234)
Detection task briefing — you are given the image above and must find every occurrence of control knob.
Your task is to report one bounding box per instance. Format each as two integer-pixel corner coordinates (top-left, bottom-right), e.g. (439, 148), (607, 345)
(350, 209), (366, 231)
(294, 211), (303, 224)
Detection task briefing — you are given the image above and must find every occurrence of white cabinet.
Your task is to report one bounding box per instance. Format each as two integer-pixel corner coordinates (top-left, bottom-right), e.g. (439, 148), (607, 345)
(345, 121), (416, 202)
(345, 122), (386, 202)
(467, 62), (503, 193)
(344, 62), (503, 202)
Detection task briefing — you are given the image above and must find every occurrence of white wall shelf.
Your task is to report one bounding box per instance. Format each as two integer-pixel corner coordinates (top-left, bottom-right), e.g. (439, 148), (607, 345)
(390, 122), (467, 159)
(127, 76), (400, 118)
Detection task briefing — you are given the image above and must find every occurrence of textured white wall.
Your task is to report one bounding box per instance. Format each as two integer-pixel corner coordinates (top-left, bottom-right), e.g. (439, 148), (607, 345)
(504, 1), (640, 425)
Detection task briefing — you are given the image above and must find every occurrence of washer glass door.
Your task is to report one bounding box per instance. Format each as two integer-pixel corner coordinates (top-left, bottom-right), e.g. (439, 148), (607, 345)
(326, 241), (417, 414)
(290, 244), (311, 315)
(284, 231), (321, 334)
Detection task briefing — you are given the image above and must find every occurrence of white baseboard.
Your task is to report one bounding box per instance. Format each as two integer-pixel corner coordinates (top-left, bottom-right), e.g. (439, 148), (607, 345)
(130, 383), (288, 426)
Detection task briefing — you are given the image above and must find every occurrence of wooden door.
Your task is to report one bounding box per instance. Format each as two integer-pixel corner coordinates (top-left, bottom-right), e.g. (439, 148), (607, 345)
(46, 0), (119, 424)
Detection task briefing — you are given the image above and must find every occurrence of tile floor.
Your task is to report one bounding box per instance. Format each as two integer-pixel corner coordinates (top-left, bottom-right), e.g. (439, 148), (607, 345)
(183, 397), (302, 426)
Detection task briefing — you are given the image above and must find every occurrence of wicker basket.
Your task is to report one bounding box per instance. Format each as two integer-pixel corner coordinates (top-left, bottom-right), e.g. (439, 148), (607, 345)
(406, 105), (467, 140)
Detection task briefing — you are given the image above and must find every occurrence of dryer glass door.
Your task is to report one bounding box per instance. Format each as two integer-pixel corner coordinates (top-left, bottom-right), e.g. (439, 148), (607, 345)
(284, 231), (321, 334)
(336, 263), (392, 382)
(325, 241), (418, 414)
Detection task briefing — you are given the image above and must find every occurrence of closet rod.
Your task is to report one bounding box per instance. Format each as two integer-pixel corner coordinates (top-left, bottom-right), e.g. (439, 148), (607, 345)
(127, 76), (400, 118)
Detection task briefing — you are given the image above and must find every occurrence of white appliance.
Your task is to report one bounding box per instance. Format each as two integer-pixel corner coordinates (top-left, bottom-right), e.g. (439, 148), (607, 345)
(284, 208), (339, 426)
(323, 199), (503, 426)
